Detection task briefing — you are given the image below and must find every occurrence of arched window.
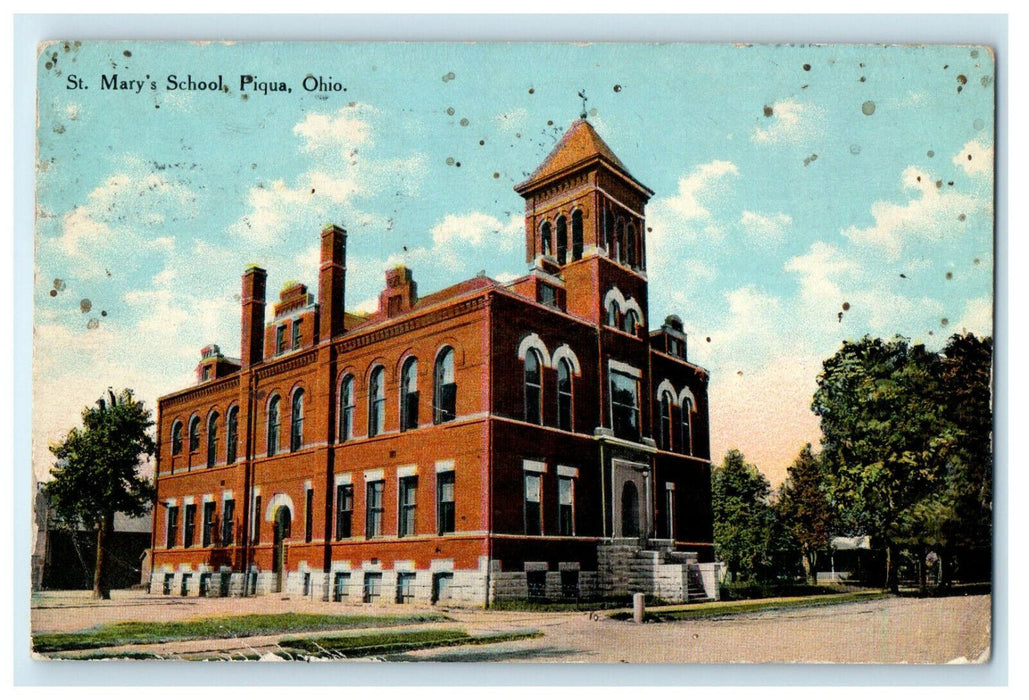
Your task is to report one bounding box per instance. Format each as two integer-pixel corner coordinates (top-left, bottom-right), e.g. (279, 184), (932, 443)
(368, 366), (385, 437)
(290, 389), (304, 452)
(627, 224), (637, 268)
(681, 397), (694, 456)
(524, 348), (543, 425)
(556, 215), (568, 265)
(267, 396), (281, 456)
(540, 221), (552, 258)
(338, 375), (355, 441)
(226, 406), (238, 464)
(604, 207), (615, 256)
(206, 412), (219, 467)
(171, 421), (183, 455)
(188, 416), (201, 453)
(434, 347), (456, 424)
(557, 358), (573, 432)
(400, 357), (419, 432)
(659, 392), (673, 451)
(615, 219), (625, 263)
(571, 210), (584, 261)
(607, 299), (620, 327)
(623, 308), (639, 335)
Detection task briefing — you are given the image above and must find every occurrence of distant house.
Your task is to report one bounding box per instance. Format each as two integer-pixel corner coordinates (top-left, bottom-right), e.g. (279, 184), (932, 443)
(32, 482), (153, 591)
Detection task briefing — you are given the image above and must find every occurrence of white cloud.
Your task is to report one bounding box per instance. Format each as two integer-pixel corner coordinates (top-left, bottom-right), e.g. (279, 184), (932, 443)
(293, 104), (377, 152)
(751, 100), (823, 144)
(842, 165), (984, 260)
(740, 210), (792, 244)
(430, 212), (522, 250)
(662, 160), (738, 222)
(493, 108), (528, 132)
(785, 241), (859, 305)
(955, 295), (993, 337)
(953, 140), (993, 176)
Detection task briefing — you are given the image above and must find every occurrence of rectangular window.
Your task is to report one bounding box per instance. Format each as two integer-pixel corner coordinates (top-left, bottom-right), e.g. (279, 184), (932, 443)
(396, 572), (415, 604)
(539, 283), (557, 307)
(303, 572), (311, 596)
(275, 324), (287, 354)
(222, 500), (235, 545)
(180, 573), (191, 597)
(291, 319), (302, 350)
(252, 495), (261, 544)
(561, 570), (579, 598)
(305, 488), (314, 543)
(398, 476), (417, 537)
(202, 365), (211, 381)
(436, 383), (457, 423)
(333, 572), (350, 602)
(335, 484), (353, 539)
(365, 481), (384, 538)
(665, 486), (676, 541)
(162, 573), (173, 595)
(526, 570), (547, 599)
(202, 501), (216, 547)
(199, 572), (211, 597)
(401, 390), (420, 431)
(524, 473), (542, 536)
(432, 572), (453, 604)
(166, 506), (179, 549)
(610, 370), (640, 440)
(363, 572), (382, 603)
(184, 503), (197, 548)
(437, 471), (455, 534)
(559, 477), (574, 536)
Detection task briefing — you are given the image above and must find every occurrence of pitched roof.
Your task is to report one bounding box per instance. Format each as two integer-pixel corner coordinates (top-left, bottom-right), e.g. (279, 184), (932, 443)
(516, 119), (650, 194)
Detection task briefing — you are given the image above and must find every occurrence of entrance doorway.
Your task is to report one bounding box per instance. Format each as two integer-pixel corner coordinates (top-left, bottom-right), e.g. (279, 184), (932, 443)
(621, 481), (640, 537)
(272, 506), (291, 593)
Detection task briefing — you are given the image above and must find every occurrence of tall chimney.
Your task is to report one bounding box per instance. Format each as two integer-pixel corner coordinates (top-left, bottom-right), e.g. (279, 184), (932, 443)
(318, 224), (347, 340)
(241, 265), (267, 368)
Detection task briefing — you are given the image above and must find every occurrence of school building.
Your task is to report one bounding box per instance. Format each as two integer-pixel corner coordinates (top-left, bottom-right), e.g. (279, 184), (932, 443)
(149, 118), (719, 605)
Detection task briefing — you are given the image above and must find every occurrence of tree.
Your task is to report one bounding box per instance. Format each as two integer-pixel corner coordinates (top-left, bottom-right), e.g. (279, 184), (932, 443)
(775, 444), (831, 584)
(46, 389), (156, 599)
(813, 336), (954, 592)
(712, 449), (775, 583)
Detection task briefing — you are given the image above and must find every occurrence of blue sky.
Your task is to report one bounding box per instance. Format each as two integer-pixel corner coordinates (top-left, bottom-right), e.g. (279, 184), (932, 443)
(33, 41), (994, 485)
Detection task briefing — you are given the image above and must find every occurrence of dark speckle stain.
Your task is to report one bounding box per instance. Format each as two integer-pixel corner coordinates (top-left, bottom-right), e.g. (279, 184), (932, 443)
(706, 337), (711, 343)
(479, 140), (485, 146)
(442, 71), (455, 83)
(940, 318), (949, 327)
(859, 76), (866, 83)
(958, 214), (967, 222)
(86, 319), (99, 330)
(53, 278), (66, 292)
(123, 50), (132, 57)
(737, 370), (743, 376)
(967, 153), (973, 161)
(455, 162), (461, 168)
(44, 61), (52, 70)
(101, 310), (108, 317)
(899, 273), (907, 279)
(493, 172), (500, 179)
(935, 180), (943, 189)
(547, 120), (553, 126)
(944, 64), (949, 70)
(850, 144), (861, 155)
(459, 118), (469, 127)
(763, 105), (773, 117)
(981, 75), (993, 87)
(974, 258), (981, 265)
(803, 154), (818, 167)
(241, 93), (249, 101)
(446, 157), (455, 166)
(803, 63), (811, 71)
(80, 299), (92, 313)
(613, 84), (622, 93)
(946, 271), (953, 280)
(861, 101), (876, 116)
(528, 87), (535, 94)
(49, 289), (57, 298)
(446, 107), (455, 116)
(842, 302), (851, 311)
(154, 104), (160, 109)
(927, 150), (935, 158)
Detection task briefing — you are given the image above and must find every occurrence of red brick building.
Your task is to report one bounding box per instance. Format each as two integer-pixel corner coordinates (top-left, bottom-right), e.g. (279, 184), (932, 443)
(150, 120), (718, 605)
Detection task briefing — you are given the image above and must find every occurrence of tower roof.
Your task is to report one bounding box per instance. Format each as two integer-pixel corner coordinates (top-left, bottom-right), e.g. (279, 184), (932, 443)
(515, 119), (652, 196)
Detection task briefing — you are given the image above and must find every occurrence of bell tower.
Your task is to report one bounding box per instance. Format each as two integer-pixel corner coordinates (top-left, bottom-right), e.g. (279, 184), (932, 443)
(514, 119), (654, 325)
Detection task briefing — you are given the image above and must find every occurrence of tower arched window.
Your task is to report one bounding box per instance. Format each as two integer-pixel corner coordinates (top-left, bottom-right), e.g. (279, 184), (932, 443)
(171, 421), (183, 455)
(659, 392), (673, 451)
(434, 347), (457, 424)
(290, 389), (304, 452)
(607, 299), (620, 327)
(267, 396), (281, 456)
(557, 358), (573, 432)
(400, 357), (419, 432)
(571, 210), (584, 261)
(623, 308), (639, 335)
(556, 215), (568, 265)
(627, 224), (637, 268)
(339, 375), (355, 441)
(206, 412), (219, 467)
(226, 406), (238, 464)
(524, 348), (543, 425)
(615, 219), (625, 263)
(188, 416), (201, 453)
(540, 221), (552, 258)
(369, 366), (385, 437)
(604, 207), (615, 256)
(681, 397), (694, 456)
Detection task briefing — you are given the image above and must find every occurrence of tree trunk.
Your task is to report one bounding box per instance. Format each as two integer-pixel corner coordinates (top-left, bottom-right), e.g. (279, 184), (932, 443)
(885, 541), (899, 593)
(92, 513), (113, 600)
(918, 545), (927, 596)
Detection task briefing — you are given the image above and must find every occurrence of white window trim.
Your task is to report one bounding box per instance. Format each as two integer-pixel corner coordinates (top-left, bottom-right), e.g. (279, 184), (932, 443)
(678, 386), (697, 410)
(435, 459), (455, 473)
(656, 379), (678, 404)
(335, 472), (352, 486)
(517, 333), (552, 368)
(551, 344), (582, 376)
(557, 465), (579, 478)
(623, 297), (643, 322)
(363, 468), (384, 482)
(397, 464), (417, 479)
(608, 359), (642, 378)
(523, 459), (548, 474)
(603, 287), (627, 314)
(665, 482), (676, 491)
(221, 490), (233, 501)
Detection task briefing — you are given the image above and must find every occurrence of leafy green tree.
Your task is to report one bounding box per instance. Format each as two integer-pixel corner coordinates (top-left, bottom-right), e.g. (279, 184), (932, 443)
(775, 444), (831, 584)
(813, 336), (953, 592)
(46, 389), (156, 599)
(712, 449), (775, 582)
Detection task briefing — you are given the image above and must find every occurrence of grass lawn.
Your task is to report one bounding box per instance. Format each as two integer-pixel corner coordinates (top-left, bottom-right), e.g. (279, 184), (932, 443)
(280, 628), (543, 659)
(609, 590), (889, 622)
(33, 612), (451, 653)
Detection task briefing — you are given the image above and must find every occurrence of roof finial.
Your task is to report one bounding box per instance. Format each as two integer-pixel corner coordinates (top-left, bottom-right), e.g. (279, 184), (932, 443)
(578, 89), (588, 120)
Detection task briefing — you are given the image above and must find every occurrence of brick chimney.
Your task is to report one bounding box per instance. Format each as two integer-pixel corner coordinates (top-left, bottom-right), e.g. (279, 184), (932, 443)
(241, 265), (267, 368)
(318, 224), (347, 340)
(379, 265), (418, 318)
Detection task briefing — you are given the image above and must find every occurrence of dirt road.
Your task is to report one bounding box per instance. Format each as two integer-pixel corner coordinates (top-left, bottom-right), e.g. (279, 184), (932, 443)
(31, 590), (990, 664)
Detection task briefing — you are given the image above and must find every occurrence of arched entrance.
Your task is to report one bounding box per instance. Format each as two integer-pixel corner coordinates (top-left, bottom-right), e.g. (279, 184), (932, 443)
(272, 506), (291, 593)
(621, 481), (640, 538)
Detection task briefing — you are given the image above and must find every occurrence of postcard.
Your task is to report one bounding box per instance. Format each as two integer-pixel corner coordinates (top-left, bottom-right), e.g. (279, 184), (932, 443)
(31, 40), (994, 664)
